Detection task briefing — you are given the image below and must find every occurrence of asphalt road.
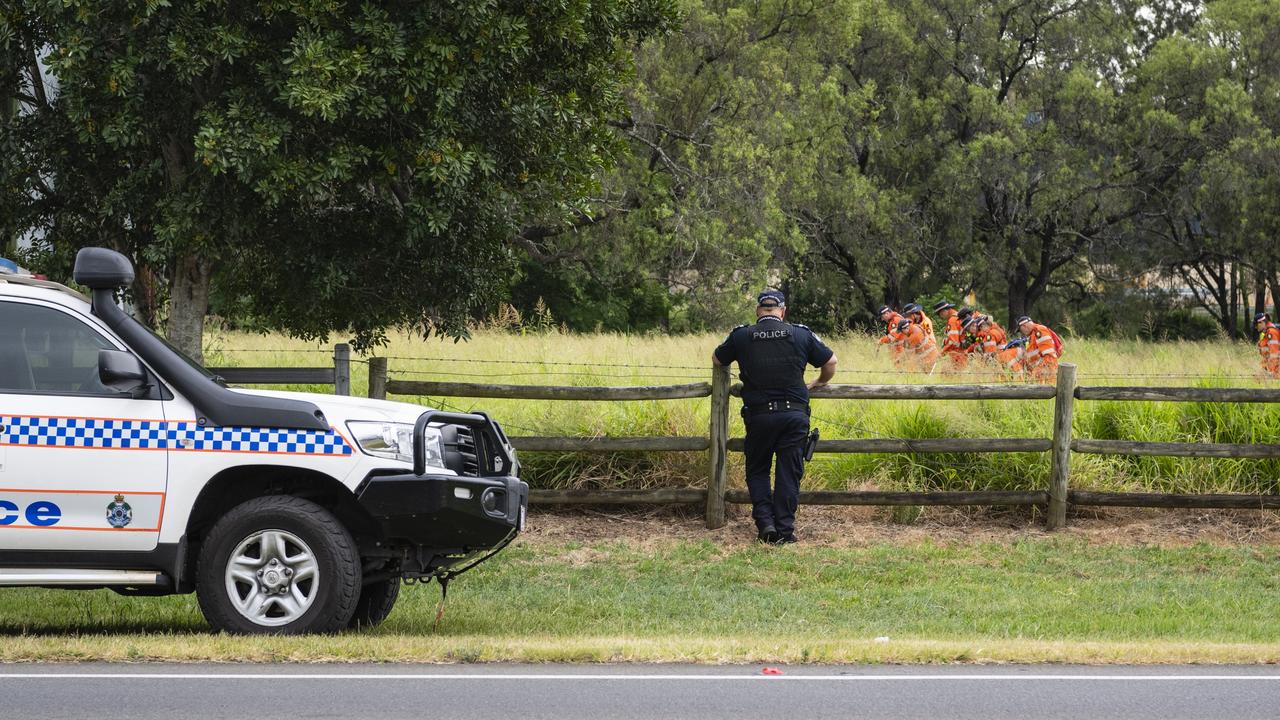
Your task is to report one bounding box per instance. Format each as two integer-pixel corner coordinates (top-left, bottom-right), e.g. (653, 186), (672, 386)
(2, 663), (1278, 719)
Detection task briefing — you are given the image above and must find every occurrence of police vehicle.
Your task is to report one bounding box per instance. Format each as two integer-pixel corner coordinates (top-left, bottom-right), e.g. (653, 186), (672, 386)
(0, 248), (528, 634)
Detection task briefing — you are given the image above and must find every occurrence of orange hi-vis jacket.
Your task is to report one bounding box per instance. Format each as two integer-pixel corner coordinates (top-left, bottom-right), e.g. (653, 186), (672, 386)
(940, 314), (968, 371)
(1023, 323), (1059, 378)
(879, 312), (906, 356)
(1260, 323), (1280, 377)
(971, 323), (1008, 356)
(941, 315), (965, 355)
(997, 344), (1025, 373)
(903, 322), (940, 369)
(912, 314), (934, 336)
(879, 312), (904, 340)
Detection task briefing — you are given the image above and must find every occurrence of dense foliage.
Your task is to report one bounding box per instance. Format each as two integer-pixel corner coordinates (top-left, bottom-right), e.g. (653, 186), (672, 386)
(515, 0), (1279, 337)
(4, 0), (1278, 342)
(1, 0), (674, 357)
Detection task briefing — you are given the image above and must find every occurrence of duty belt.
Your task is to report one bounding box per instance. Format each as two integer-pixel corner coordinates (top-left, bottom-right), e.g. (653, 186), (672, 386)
(744, 400), (809, 416)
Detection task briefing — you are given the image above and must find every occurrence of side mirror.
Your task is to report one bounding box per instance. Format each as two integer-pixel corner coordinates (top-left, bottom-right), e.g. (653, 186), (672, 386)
(99, 350), (148, 395)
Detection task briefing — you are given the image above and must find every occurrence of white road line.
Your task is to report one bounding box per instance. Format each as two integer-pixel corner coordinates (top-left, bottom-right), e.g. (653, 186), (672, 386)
(0, 674), (1276, 681)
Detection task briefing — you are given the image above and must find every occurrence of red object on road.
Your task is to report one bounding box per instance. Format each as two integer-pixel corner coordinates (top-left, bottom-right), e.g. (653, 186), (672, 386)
(762, 667), (783, 675)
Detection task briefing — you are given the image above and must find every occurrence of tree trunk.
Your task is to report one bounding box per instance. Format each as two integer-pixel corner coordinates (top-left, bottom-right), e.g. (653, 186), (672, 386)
(166, 253), (212, 363)
(1255, 266), (1267, 318)
(1210, 259), (1230, 338)
(1007, 262), (1031, 329)
(882, 263), (901, 311)
(1270, 266), (1279, 317)
(1226, 261), (1236, 340)
(132, 260), (164, 330)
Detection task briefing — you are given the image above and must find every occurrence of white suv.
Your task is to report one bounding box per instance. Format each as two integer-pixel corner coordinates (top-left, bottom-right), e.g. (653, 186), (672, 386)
(0, 248), (527, 634)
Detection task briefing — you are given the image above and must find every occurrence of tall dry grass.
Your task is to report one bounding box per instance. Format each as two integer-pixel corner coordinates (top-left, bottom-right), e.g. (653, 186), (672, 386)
(204, 327), (1280, 495)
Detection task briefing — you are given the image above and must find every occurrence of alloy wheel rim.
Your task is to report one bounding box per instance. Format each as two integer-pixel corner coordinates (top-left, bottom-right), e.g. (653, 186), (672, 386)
(223, 529), (320, 627)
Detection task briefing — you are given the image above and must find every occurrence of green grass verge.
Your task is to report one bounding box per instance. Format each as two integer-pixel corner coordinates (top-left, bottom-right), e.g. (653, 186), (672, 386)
(3, 537), (1278, 663)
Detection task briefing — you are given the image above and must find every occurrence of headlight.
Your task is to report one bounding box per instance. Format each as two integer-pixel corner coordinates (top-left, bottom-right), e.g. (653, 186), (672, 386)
(346, 421), (445, 470)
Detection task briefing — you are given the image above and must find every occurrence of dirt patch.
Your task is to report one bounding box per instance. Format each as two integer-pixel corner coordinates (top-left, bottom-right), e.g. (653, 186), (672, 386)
(519, 503), (1280, 549)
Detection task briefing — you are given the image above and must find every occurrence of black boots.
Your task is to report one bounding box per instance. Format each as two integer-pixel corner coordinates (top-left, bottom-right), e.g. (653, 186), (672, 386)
(756, 525), (779, 544)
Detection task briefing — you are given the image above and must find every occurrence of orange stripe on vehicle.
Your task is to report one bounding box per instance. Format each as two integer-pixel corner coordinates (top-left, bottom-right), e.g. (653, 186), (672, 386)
(0, 487), (165, 496)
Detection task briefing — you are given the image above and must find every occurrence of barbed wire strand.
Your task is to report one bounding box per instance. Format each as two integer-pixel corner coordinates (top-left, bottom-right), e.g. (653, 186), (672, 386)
(377, 355), (711, 371)
(416, 396), (544, 436)
(1077, 372), (1264, 380)
(389, 369), (707, 381)
(375, 354), (1033, 377)
(213, 348), (334, 354)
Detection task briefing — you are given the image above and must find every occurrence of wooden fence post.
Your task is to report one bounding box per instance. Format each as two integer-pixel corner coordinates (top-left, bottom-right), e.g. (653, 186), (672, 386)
(333, 343), (351, 396)
(1047, 362), (1077, 530)
(368, 357), (388, 400)
(706, 364), (731, 529)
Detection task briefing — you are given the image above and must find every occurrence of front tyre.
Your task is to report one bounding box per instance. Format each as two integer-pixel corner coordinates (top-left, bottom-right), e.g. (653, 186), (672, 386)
(348, 576), (401, 629)
(196, 496), (360, 635)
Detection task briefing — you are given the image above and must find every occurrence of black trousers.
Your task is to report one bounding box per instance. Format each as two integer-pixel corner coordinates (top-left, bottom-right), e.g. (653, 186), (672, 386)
(742, 409), (809, 537)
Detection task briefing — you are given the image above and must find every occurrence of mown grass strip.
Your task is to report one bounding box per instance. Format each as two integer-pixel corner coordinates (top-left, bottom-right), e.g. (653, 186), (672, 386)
(1, 538), (1277, 663)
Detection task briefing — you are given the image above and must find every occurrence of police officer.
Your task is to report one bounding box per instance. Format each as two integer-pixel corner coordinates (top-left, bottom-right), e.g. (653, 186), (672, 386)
(712, 289), (837, 544)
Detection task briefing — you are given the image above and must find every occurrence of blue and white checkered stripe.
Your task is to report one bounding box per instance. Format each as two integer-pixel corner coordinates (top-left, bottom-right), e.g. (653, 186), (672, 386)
(0, 416), (353, 456)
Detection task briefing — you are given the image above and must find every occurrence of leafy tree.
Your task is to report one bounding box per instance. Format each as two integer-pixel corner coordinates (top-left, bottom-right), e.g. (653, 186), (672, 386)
(1, 0), (674, 358)
(1122, 0), (1280, 338)
(512, 0), (830, 330)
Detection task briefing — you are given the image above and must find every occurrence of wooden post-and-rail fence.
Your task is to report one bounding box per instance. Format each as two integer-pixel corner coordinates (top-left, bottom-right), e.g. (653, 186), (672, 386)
(358, 360), (1280, 530)
(219, 350), (1280, 529)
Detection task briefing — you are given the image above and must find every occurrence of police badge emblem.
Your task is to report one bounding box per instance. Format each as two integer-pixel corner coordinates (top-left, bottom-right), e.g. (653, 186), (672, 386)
(106, 494), (133, 529)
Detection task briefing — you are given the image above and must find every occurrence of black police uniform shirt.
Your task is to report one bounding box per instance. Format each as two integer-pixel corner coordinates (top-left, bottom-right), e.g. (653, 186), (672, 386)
(714, 316), (834, 408)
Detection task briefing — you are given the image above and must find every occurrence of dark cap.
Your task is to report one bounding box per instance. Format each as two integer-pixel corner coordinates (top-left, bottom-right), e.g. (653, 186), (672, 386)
(757, 289), (785, 308)
(1016, 315), (1032, 326)
(904, 303), (922, 314)
(932, 300), (955, 312)
(957, 306), (974, 320)
(1256, 312), (1271, 323)
(878, 305), (893, 316)
(895, 318), (911, 332)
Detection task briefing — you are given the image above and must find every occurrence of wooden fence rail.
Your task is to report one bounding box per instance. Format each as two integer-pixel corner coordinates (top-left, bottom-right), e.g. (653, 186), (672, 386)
(1075, 386), (1280, 403)
(212, 343), (350, 395)
(724, 438), (1052, 453)
(384, 380), (710, 401)
(1071, 440), (1280, 458)
(511, 437), (710, 452)
(723, 489), (1049, 506)
(749, 384), (1059, 401)
(363, 359), (1280, 529)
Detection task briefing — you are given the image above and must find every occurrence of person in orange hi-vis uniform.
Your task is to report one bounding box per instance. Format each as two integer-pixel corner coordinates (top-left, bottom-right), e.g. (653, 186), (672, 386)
(903, 303), (934, 336)
(963, 314), (1007, 356)
(877, 305), (907, 366)
(961, 313), (981, 353)
(997, 338), (1027, 375)
(898, 318), (939, 372)
(932, 300), (966, 371)
(957, 307), (978, 351)
(1256, 312), (1280, 378)
(965, 314), (1018, 375)
(1016, 315), (1061, 382)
